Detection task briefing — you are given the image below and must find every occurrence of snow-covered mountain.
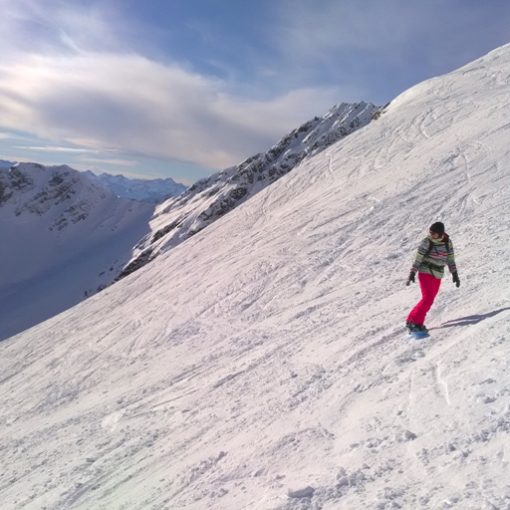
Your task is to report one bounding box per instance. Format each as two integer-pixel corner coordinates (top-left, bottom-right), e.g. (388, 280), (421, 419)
(0, 104), (375, 339)
(83, 170), (187, 203)
(0, 159), (13, 170)
(117, 101), (378, 280)
(0, 162), (154, 340)
(2, 44), (510, 509)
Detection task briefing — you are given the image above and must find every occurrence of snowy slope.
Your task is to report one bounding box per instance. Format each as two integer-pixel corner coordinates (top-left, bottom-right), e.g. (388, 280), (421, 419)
(0, 162), (154, 340)
(82, 170), (187, 203)
(2, 44), (510, 510)
(117, 102), (378, 280)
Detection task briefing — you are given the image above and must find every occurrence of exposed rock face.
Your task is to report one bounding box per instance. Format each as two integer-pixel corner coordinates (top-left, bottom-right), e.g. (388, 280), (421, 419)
(0, 167), (32, 204)
(114, 248), (153, 281)
(0, 163), (105, 230)
(120, 101), (380, 278)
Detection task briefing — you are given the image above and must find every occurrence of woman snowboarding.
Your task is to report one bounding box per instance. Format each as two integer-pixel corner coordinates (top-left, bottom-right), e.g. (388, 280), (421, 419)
(406, 222), (460, 334)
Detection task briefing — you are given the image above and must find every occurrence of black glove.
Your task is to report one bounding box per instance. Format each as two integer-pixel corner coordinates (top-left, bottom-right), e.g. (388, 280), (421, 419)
(452, 272), (460, 288)
(406, 271), (416, 286)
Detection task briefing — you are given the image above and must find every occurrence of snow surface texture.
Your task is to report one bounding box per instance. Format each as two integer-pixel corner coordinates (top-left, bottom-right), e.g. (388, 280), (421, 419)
(82, 170), (187, 203)
(117, 102), (378, 281)
(0, 163), (154, 340)
(2, 45), (510, 509)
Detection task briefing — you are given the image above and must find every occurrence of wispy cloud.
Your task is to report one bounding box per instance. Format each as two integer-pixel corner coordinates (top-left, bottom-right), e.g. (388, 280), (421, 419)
(2, 0), (509, 179)
(0, 0), (127, 57)
(8, 141), (137, 167)
(15, 145), (97, 153)
(0, 50), (343, 169)
(78, 157), (138, 167)
(0, 1), (351, 172)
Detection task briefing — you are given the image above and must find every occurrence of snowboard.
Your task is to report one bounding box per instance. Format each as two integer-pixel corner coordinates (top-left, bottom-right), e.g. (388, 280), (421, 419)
(408, 330), (430, 340)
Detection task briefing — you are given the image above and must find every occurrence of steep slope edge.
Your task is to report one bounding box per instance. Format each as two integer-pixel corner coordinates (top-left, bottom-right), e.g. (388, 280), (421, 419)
(116, 101), (379, 280)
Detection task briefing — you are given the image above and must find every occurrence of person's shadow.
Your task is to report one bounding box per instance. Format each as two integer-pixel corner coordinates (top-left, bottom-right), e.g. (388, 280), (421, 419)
(429, 307), (510, 330)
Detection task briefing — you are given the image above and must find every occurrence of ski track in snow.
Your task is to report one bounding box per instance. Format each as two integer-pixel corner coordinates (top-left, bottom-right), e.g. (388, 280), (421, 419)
(2, 45), (510, 509)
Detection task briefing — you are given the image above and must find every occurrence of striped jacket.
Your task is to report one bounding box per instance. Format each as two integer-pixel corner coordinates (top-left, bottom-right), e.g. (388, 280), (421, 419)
(411, 234), (457, 279)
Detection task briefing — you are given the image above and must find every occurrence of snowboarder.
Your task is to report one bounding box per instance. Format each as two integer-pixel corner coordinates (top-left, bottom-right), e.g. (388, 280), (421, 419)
(406, 222), (460, 334)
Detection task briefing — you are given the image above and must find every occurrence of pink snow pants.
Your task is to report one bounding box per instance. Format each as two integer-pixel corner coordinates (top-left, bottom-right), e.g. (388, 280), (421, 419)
(407, 272), (442, 326)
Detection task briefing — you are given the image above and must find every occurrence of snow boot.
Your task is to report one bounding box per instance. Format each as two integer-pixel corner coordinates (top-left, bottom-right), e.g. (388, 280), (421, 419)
(406, 321), (427, 333)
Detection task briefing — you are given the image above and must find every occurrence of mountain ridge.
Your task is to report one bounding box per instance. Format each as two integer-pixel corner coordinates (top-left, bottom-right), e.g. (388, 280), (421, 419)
(117, 101), (379, 280)
(83, 170), (187, 203)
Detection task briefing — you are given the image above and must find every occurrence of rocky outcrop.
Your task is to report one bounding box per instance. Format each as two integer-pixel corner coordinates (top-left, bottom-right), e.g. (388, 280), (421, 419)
(0, 164), (100, 231)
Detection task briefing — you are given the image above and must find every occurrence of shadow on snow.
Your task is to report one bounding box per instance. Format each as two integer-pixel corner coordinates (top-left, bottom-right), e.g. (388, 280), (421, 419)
(431, 307), (510, 330)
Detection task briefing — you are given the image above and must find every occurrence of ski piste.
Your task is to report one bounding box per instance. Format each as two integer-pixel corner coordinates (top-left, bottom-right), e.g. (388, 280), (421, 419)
(2, 42), (510, 510)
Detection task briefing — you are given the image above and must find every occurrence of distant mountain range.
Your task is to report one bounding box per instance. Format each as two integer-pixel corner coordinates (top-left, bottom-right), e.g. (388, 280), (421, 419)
(83, 170), (187, 203)
(0, 160), (186, 203)
(0, 161), (154, 340)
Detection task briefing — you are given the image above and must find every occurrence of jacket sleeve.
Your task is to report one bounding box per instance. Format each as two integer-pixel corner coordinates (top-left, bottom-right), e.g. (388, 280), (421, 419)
(447, 241), (457, 274)
(411, 238), (430, 272)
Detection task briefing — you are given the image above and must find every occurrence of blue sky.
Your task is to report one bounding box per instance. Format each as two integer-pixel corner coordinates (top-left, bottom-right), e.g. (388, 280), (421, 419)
(1, 0), (510, 184)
